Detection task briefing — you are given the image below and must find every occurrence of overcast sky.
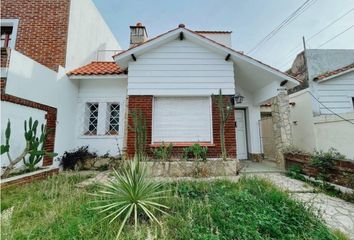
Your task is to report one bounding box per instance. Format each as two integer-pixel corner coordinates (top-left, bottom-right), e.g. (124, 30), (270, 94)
(93, 0), (354, 70)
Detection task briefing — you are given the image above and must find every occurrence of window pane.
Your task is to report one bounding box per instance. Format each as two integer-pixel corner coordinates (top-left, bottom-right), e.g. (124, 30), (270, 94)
(84, 103), (98, 135)
(106, 103), (119, 135)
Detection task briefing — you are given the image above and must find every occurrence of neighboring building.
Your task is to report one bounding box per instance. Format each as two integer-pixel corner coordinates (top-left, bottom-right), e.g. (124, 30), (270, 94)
(67, 23), (299, 160)
(287, 49), (354, 158)
(1, 0), (121, 169)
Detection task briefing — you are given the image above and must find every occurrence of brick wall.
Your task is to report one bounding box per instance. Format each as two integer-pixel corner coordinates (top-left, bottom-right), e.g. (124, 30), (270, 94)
(1, 81), (57, 166)
(1, 0), (71, 71)
(126, 96), (237, 159)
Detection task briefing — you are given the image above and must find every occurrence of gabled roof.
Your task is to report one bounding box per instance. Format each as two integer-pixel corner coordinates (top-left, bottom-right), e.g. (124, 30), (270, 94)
(67, 61), (125, 76)
(113, 25), (299, 87)
(313, 62), (354, 82)
(195, 31), (232, 34)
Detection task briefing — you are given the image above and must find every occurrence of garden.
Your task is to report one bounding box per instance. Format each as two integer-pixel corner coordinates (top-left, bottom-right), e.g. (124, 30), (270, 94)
(1, 172), (347, 240)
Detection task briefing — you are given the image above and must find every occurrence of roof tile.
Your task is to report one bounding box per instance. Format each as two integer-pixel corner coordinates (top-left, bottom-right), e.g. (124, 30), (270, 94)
(314, 62), (354, 81)
(68, 61), (124, 76)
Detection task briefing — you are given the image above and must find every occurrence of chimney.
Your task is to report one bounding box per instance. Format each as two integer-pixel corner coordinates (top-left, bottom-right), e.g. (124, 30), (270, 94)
(130, 22), (148, 48)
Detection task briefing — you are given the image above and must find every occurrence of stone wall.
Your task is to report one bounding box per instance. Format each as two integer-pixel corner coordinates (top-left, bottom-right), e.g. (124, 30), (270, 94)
(141, 160), (239, 177)
(271, 88), (292, 168)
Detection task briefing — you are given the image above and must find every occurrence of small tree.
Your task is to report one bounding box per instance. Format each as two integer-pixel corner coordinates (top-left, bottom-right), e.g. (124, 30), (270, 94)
(216, 89), (233, 161)
(1, 117), (57, 178)
(130, 109), (147, 161)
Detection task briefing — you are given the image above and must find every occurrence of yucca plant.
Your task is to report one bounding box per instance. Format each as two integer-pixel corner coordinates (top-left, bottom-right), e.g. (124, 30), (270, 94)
(91, 159), (169, 239)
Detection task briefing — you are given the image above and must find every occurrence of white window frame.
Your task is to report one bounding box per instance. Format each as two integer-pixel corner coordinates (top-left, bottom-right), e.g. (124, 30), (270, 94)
(79, 99), (122, 138)
(105, 102), (120, 135)
(1, 19), (19, 49)
(151, 96), (213, 144)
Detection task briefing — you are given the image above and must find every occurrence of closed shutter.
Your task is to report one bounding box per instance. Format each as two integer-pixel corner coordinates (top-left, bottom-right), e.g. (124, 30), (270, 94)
(152, 97), (212, 143)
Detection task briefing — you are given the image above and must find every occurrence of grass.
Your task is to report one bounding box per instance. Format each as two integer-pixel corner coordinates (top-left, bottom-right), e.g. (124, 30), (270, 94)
(1, 174), (348, 240)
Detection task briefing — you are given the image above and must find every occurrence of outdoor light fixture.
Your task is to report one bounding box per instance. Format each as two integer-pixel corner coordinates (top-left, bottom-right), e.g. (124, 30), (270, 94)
(234, 93), (244, 104)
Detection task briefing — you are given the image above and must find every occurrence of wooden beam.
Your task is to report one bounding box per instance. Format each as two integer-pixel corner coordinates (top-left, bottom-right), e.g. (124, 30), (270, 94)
(131, 54), (136, 61)
(179, 32), (184, 40)
(225, 54), (231, 61)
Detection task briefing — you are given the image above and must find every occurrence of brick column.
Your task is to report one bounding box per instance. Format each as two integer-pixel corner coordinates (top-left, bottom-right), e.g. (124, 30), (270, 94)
(271, 88), (292, 169)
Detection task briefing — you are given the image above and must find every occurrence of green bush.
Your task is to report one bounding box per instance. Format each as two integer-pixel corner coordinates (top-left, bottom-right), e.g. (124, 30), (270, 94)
(182, 144), (208, 161)
(310, 148), (345, 180)
(90, 159), (169, 239)
(151, 142), (173, 161)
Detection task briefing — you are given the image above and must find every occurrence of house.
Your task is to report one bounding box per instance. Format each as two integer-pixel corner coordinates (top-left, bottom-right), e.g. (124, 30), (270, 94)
(287, 49), (354, 159)
(1, 0), (121, 169)
(67, 23), (299, 162)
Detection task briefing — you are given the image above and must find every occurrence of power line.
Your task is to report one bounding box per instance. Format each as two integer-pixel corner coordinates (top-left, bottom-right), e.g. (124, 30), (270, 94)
(274, 7), (354, 66)
(247, 0), (316, 55)
(316, 24), (354, 48)
(308, 91), (354, 125)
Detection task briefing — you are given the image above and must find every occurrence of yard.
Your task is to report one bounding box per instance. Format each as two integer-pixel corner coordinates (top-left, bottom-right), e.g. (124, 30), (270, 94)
(1, 173), (347, 240)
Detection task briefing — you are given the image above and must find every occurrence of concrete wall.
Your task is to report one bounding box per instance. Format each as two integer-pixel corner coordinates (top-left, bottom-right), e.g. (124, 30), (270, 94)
(4, 50), (79, 166)
(0, 102), (46, 168)
(289, 89), (317, 153)
(65, 0), (121, 71)
(314, 112), (354, 160)
(75, 78), (127, 156)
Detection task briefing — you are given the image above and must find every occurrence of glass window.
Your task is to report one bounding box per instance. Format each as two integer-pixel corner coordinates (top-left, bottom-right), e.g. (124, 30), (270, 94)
(106, 103), (119, 135)
(84, 103), (98, 135)
(1, 26), (13, 48)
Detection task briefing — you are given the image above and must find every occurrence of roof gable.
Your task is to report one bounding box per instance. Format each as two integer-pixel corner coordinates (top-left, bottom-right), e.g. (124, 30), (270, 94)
(113, 26), (299, 87)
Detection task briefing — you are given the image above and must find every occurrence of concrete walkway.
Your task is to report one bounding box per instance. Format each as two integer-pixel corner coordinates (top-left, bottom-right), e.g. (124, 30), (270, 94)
(240, 161), (354, 239)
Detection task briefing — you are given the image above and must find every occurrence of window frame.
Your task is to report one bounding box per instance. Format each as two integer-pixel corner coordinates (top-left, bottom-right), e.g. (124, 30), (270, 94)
(106, 102), (120, 135)
(83, 102), (99, 136)
(0, 19), (19, 49)
(151, 96), (213, 144)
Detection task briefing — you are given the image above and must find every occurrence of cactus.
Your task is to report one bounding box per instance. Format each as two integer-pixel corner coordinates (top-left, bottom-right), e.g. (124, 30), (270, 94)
(129, 109), (147, 161)
(216, 89), (233, 161)
(1, 117), (57, 178)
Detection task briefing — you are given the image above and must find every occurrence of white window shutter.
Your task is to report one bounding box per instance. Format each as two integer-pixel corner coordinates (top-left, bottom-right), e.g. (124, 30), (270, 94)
(152, 97), (212, 142)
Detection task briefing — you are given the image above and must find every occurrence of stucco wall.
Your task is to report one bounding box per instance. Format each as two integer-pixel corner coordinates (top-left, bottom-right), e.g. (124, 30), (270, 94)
(4, 50), (79, 166)
(75, 78), (127, 156)
(314, 112), (354, 160)
(289, 89), (317, 153)
(0, 102), (46, 168)
(65, 0), (121, 70)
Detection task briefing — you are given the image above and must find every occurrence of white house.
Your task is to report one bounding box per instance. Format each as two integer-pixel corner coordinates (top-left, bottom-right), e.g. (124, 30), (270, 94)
(68, 23), (299, 160)
(1, 0), (121, 169)
(288, 49), (354, 159)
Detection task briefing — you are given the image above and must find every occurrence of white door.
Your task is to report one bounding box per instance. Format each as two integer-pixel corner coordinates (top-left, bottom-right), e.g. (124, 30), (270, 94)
(235, 109), (248, 159)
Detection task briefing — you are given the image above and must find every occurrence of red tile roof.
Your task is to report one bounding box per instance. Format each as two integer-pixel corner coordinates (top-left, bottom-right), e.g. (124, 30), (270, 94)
(195, 31), (232, 34)
(67, 61), (125, 76)
(314, 62), (354, 81)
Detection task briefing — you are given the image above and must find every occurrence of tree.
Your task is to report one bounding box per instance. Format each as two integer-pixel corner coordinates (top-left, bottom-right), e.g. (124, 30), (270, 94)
(216, 89), (233, 161)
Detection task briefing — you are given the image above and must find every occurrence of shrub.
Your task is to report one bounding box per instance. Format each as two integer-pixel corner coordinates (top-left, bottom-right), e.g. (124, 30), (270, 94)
(152, 142), (173, 161)
(90, 159), (169, 238)
(182, 144), (208, 161)
(59, 146), (97, 170)
(310, 148), (345, 180)
(130, 109), (147, 161)
(282, 145), (308, 155)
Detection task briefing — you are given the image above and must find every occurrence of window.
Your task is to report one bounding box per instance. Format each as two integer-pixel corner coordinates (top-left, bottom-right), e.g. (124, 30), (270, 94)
(352, 97), (354, 110)
(0, 19), (18, 49)
(1, 26), (12, 48)
(84, 103), (99, 135)
(152, 97), (212, 143)
(106, 103), (120, 135)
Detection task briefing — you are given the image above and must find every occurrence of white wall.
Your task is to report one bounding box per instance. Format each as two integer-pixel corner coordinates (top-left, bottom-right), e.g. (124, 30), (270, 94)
(4, 50), (79, 166)
(313, 71), (354, 114)
(0, 102), (46, 169)
(197, 33), (232, 47)
(314, 112), (354, 159)
(75, 78), (127, 156)
(127, 39), (235, 96)
(233, 83), (262, 155)
(289, 89), (317, 153)
(65, 0), (121, 70)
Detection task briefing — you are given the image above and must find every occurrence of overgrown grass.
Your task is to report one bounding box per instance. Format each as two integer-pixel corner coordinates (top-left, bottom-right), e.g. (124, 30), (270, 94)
(1, 174), (347, 239)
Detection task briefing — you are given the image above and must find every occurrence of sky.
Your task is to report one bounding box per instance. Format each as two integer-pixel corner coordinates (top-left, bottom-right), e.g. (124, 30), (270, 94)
(93, 0), (354, 70)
